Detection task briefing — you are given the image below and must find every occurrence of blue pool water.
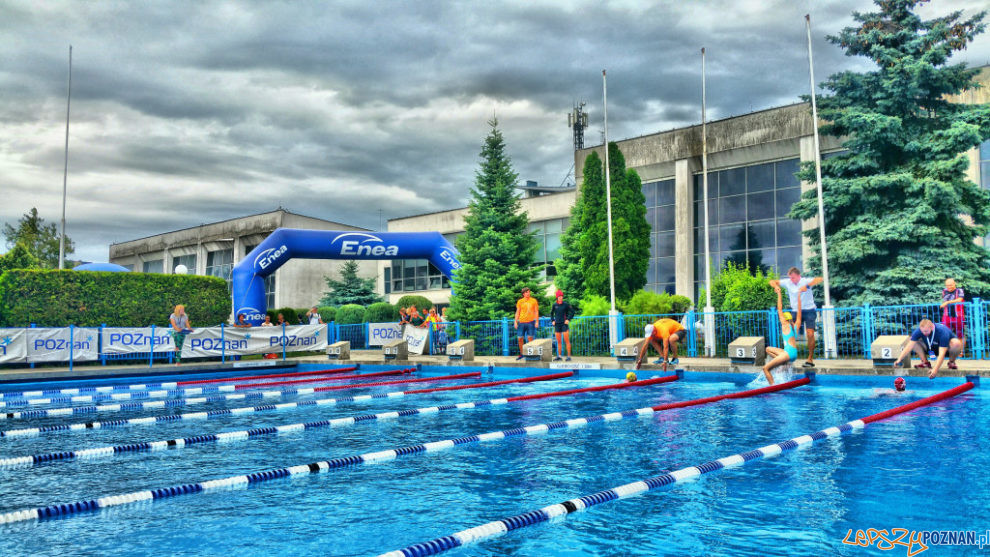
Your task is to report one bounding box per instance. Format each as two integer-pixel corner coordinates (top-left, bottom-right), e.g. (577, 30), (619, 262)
(0, 364), (986, 556)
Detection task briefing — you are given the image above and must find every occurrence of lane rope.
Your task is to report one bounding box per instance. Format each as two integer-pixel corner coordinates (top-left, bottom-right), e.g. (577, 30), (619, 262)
(0, 376), (678, 468)
(379, 382), (976, 557)
(0, 377), (808, 523)
(0, 368), (413, 409)
(0, 372), (481, 438)
(0, 366), (359, 401)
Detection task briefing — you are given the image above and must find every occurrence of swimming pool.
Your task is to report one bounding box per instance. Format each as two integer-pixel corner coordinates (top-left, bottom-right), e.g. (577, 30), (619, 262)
(0, 364), (985, 556)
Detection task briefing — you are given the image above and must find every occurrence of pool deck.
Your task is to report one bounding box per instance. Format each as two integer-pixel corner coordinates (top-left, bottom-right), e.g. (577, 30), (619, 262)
(3, 350), (987, 383)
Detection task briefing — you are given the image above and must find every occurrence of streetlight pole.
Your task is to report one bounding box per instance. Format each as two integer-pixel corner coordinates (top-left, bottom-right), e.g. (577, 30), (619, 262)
(59, 45), (72, 270)
(701, 47), (715, 357)
(602, 70), (620, 350)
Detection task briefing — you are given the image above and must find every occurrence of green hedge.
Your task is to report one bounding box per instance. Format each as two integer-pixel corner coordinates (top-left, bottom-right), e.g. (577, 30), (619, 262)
(0, 269), (230, 327)
(268, 307), (300, 324)
(394, 295), (433, 312)
(318, 306), (336, 323)
(336, 304), (366, 324)
(365, 302), (397, 322)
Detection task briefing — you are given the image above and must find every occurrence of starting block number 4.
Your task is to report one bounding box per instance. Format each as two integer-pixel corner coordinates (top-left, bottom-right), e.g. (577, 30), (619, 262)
(453, 347), (465, 355)
(735, 347), (758, 358)
(526, 346), (543, 356)
(881, 347), (892, 359)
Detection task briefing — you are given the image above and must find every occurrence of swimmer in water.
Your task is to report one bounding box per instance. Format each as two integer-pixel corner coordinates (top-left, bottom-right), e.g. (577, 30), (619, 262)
(873, 377), (910, 397)
(626, 371), (637, 383)
(762, 285), (801, 385)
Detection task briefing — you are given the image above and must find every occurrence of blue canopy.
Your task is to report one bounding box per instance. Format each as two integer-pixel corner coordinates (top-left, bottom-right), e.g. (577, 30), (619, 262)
(73, 262), (131, 272)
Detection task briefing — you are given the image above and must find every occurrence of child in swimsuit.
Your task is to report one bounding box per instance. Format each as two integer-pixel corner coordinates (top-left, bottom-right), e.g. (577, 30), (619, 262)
(762, 286), (801, 385)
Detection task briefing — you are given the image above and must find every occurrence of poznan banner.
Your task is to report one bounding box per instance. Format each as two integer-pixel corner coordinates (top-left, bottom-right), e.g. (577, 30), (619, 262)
(181, 325), (328, 359)
(402, 325), (429, 355)
(101, 328), (176, 355)
(27, 328), (100, 362)
(368, 322), (403, 346)
(0, 329), (28, 364)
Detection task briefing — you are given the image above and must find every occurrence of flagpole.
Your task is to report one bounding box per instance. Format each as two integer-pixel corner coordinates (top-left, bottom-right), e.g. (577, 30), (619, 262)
(701, 47), (715, 357)
(806, 14), (835, 358)
(602, 69), (620, 350)
(59, 45), (72, 270)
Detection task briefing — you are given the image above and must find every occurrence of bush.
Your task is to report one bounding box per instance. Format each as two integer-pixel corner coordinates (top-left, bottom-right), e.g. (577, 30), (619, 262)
(578, 294), (611, 317)
(336, 304), (366, 324)
(318, 306), (336, 323)
(271, 307), (300, 324)
(394, 294), (434, 313)
(0, 269), (229, 327)
(0, 243), (40, 274)
(621, 290), (692, 316)
(365, 302), (397, 323)
(699, 262), (777, 312)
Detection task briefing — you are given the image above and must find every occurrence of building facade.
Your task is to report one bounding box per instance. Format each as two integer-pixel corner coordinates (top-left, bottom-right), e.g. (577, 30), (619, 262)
(109, 209), (378, 311)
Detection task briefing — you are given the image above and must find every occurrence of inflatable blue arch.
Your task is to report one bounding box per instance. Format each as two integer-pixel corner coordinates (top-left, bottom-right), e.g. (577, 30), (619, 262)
(231, 228), (460, 324)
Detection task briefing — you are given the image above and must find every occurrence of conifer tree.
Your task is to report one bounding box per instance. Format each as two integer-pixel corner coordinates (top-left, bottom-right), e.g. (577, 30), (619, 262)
(448, 119), (541, 321)
(791, 0), (990, 304)
(320, 260), (381, 306)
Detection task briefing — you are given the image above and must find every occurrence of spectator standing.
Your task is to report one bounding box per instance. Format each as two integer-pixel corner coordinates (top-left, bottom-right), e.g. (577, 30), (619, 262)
(169, 304), (192, 365)
(306, 306), (324, 325)
(550, 290), (574, 361)
(514, 287), (539, 360)
(424, 307), (442, 354)
(260, 315), (274, 327)
(893, 319), (962, 378)
(276, 313), (286, 326)
(940, 278), (965, 353)
(769, 267), (823, 368)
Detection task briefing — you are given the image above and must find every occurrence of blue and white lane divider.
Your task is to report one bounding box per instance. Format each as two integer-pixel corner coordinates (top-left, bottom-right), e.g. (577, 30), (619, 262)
(0, 385), (284, 409)
(0, 379), (808, 523)
(377, 381), (977, 557)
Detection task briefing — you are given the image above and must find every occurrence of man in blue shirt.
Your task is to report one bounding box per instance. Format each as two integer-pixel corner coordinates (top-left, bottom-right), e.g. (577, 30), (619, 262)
(893, 319), (962, 379)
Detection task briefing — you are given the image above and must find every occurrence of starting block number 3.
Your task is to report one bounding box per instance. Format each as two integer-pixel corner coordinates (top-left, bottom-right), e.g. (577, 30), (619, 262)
(735, 347), (757, 358)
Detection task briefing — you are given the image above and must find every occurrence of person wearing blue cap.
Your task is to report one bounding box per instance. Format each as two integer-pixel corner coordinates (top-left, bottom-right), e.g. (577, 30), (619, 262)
(762, 285), (801, 385)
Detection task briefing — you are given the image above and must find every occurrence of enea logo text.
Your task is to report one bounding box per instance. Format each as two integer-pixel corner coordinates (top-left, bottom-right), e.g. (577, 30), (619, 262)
(439, 248), (460, 270)
(331, 233), (399, 257)
(238, 307), (267, 322)
(254, 245), (289, 271)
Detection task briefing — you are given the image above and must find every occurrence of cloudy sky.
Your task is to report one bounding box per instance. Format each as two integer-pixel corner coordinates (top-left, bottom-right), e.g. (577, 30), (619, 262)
(2, 0), (989, 263)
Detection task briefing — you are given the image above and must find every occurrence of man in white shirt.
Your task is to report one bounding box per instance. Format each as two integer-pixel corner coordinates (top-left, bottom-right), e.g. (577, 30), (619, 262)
(306, 306), (323, 325)
(769, 267), (823, 368)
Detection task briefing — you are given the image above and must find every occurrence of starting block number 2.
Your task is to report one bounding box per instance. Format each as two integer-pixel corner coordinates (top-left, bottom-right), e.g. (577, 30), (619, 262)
(881, 347), (892, 359)
(735, 347), (757, 358)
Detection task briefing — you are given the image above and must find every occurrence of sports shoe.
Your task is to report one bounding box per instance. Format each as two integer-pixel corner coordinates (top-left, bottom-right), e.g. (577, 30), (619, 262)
(565, 357), (572, 362)
(553, 356), (562, 362)
(947, 361), (958, 370)
(802, 361), (815, 368)
(668, 357), (679, 364)
(653, 359), (664, 365)
(914, 361), (931, 369)
(516, 355), (524, 361)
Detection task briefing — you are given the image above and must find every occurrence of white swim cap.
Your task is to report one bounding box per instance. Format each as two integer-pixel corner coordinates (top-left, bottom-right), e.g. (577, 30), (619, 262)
(644, 324), (655, 337)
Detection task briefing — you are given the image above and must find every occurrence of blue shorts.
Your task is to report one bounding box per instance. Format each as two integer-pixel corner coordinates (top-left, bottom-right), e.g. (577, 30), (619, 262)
(793, 308), (817, 332)
(517, 321), (536, 338)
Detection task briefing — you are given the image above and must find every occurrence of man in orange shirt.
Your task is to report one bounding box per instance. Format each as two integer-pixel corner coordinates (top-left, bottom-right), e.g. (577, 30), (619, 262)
(634, 317), (685, 371)
(514, 287), (540, 360)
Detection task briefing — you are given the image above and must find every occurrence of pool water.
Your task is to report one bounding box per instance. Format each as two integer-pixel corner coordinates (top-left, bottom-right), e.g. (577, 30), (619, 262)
(0, 365), (985, 556)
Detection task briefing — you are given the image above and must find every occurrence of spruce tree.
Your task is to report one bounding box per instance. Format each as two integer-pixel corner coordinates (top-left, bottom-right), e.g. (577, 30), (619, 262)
(557, 144), (650, 303)
(792, 0), (990, 304)
(320, 260), (381, 306)
(448, 119), (541, 321)
(2, 208), (74, 269)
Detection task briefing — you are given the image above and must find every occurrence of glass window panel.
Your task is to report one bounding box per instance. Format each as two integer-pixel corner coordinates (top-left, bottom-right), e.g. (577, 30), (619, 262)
(746, 163), (774, 193)
(693, 174), (716, 199)
(650, 235), (659, 259)
(980, 139), (990, 161)
(441, 276), (451, 289)
(694, 255), (706, 282)
(642, 181), (656, 208)
(775, 158), (801, 188)
(657, 231), (675, 258)
(645, 207), (657, 231)
(403, 278), (416, 291)
(172, 254), (196, 274)
(719, 167), (746, 197)
(719, 196), (746, 224)
(657, 179), (675, 206)
(527, 223), (542, 233)
(429, 276), (442, 289)
(545, 233), (562, 261)
(142, 259), (163, 274)
(695, 226), (717, 255)
(747, 191), (775, 221)
(660, 283), (676, 295)
(415, 276), (427, 291)
(775, 187), (802, 218)
(656, 206), (675, 231)
(719, 223), (746, 252)
(415, 262), (429, 277)
(721, 250), (748, 270)
(749, 248), (775, 272)
(694, 200), (716, 228)
(981, 161), (990, 189)
(647, 259), (658, 284)
(658, 257), (676, 284)
(777, 246), (802, 274)
(776, 218), (803, 247)
(547, 219), (564, 233)
(748, 221), (775, 250)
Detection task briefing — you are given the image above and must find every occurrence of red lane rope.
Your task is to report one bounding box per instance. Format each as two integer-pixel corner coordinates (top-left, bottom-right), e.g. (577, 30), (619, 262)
(175, 366), (359, 386)
(862, 382), (975, 424)
(311, 371), (482, 392)
(650, 376), (812, 411)
(403, 372), (574, 395)
(234, 368), (415, 390)
(506, 375), (679, 402)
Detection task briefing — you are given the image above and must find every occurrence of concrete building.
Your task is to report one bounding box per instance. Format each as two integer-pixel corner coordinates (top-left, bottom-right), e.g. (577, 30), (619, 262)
(109, 209), (378, 310)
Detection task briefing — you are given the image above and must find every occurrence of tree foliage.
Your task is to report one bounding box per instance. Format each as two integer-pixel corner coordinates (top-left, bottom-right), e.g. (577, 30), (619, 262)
(790, 0), (990, 304)
(319, 260), (381, 306)
(448, 119), (542, 321)
(0, 242), (41, 274)
(555, 144), (650, 302)
(2, 208), (75, 269)
(698, 261), (778, 312)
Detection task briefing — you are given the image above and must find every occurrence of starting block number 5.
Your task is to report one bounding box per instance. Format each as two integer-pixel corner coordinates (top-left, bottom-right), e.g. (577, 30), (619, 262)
(881, 347), (892, 359)
(526, 347), (543, 356)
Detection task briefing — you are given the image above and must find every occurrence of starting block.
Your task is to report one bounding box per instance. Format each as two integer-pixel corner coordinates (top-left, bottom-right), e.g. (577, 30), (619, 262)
(728, 337), (766, 365)
(383, 339), (408, 361)
(447, 339), (475, 362)
(522, 338), (553, 362)
(326, 341), (350, 360)
(615, 337), (644, 362)
(871, 335), (909, 367)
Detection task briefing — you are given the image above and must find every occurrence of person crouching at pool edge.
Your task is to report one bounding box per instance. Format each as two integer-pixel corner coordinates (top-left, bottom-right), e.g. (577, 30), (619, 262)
(634, 317), (684, 372)
(892, 318), (962, 379)
(762, 285), (801, 385)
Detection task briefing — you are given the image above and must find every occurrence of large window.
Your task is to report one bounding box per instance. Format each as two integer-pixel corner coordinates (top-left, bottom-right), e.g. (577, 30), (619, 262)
(390, 259), (450, 292)
(171, 254), (196, 274)
(244, 244), (275, 308)
(529, 217), (569, 278)
(693, 158), (804, 297)
(141, 259), (163, 274)
(643, 179), (676, 294)
(206, 248), (234, 290)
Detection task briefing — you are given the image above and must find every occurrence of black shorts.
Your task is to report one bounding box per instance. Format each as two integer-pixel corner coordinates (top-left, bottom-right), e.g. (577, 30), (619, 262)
(554, 323), (569, 333)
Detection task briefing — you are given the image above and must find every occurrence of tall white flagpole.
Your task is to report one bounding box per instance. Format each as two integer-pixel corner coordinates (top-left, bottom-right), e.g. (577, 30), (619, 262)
(602, 70), (620, 350)
(59, 45), (72, 270)
(806, 14), (836, 358)
(701, 48), (715, 357)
